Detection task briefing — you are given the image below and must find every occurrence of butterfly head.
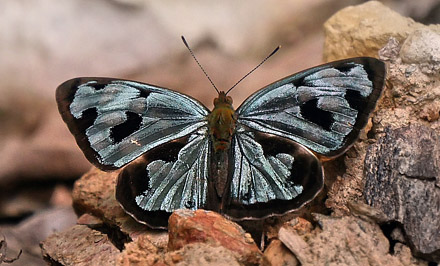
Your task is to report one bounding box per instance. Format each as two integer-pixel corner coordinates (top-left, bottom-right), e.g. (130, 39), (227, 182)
(214, 91), (233, 107)
(209, 91), (237, 152)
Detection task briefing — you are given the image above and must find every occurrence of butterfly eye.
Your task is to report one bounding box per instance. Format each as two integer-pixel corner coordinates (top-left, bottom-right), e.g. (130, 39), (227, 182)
(226, 96), (233, 104)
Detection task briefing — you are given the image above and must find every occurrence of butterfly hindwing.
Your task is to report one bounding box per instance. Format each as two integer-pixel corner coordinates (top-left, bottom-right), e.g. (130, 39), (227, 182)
(237, 57), (385, 158)
(56, 78), (209, 170)
(116, 129), (211, 228)
(222, 125), (324, 220)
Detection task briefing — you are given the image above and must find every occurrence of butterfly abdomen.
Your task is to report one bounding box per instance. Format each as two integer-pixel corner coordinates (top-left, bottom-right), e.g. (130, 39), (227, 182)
(208, 92), (238, 151)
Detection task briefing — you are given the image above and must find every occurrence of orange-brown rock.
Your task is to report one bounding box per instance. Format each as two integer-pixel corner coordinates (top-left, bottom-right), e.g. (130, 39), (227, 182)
(72, 167), (149, 238)
(168, 209), (265, 265)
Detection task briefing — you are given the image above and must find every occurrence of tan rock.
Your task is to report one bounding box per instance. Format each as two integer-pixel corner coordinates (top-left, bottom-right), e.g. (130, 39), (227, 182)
(120, 242), (242, 266)
(264, 239), (299, 266)
(278, 214), (426, 266)
(164, 243), (242, 266)
(117, 234), (164, 266)
(72, 167), (151, 239)
(323, 1), (440, 61)
(41, 225), (121, 265)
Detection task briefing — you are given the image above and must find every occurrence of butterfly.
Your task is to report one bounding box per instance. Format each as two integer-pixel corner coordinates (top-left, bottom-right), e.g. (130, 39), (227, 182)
(56, 39), (385, 229)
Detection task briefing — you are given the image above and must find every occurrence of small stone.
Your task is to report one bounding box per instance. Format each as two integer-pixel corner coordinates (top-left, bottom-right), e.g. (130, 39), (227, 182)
(117, 234), (162, 266)
(50, 184), (73, 207)
(264, 239), (299, 266)
(391, 227), (406, 244)
(400, 29), (440, 65)
(283, 217), (313, 235)
(77, 213), (104, 227)
(379, 37), (400, 61)
(347, 201), (390, 224)
(419, 102), (440, 122)
(393, 243), (427, 266)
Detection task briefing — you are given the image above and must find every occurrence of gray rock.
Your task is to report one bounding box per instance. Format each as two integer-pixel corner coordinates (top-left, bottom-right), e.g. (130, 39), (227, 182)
(0, 207), (77, 266)
(364, 125), (440, 262)
(400, 29), (440, 74)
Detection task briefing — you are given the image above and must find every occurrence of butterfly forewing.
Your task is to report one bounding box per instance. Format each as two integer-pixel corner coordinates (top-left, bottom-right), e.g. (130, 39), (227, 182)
(236, 57), (385, 158)
(56, 78), (209, 170)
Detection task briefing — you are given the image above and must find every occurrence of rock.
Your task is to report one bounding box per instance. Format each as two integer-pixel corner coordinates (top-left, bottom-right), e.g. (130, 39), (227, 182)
(400, 28), (440, 65)
(0, 184), (71, 220)
(71, 168), (150, 239)
(0, 102), (90, 219)
(419, 101), (440, 122)
(394, 243), (428, 266)
(373, 37), (440, 133)
(168, 209), (265, 266)
(279, 214), (426, 266)
(50, 184), (73, 207)
(0, 207), (77, 265)
(0, 236), (21, 264)
(364, 125), (440, 262)
(324, 7), (440, 260)
(347, 201), (390, 224)
(323, 0), (440, 224)
(0, 105), (90, 187)
(117, 234), (165, 266)
(323, 1), (440, 61)
(13, 207), (77, 255)
(41, 225), (121, 265)
(264, 239), (299, 266)
(391, 228), (407, 244)
(324, 142), (370, 215)
(162, 243), (243, 266)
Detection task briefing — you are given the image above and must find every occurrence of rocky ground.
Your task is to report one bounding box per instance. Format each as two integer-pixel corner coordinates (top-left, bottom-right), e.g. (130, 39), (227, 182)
(0, 0), (439, 265)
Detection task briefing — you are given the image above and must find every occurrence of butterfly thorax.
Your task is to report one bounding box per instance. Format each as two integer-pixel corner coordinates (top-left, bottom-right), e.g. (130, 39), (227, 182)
(208, 91), (238, 152)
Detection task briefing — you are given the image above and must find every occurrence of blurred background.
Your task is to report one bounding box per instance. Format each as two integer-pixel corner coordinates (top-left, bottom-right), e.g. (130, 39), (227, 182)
(0, 0), (439, 264)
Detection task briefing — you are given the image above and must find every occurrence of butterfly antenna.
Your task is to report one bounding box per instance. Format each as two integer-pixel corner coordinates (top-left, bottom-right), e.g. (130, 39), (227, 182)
(181, 36), (220, 94)
(225, 45), (280, 95)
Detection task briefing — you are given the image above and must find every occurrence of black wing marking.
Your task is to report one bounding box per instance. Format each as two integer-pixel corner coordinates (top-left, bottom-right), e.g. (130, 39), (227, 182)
(56, 78), (209, 170)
